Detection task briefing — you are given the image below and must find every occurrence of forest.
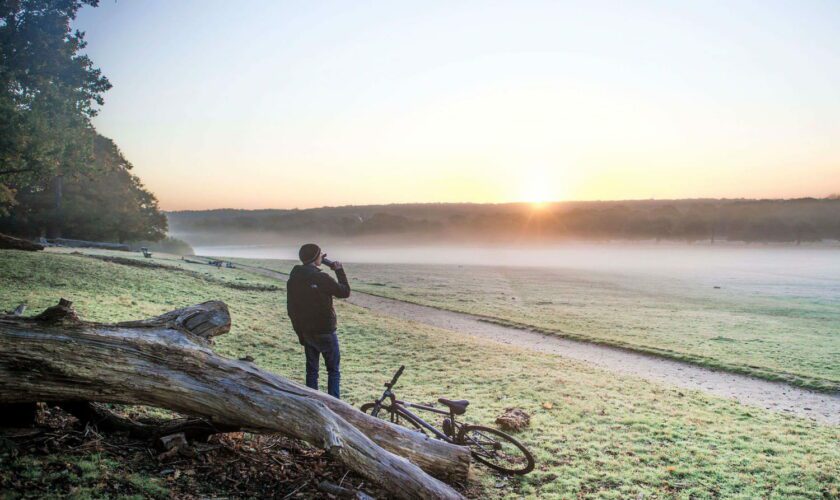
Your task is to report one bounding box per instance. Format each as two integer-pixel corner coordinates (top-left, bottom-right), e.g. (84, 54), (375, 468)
(170, 197), (840, 244)
(0, 0), (167, 244)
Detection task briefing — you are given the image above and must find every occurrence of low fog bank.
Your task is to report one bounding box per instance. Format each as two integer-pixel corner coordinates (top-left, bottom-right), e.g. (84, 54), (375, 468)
(174, 229), (840, 251)
(188, 238), (839, 282)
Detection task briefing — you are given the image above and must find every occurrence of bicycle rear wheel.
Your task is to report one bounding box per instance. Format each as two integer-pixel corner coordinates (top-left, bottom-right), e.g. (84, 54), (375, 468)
(457, 424), (535, 475)
(360, 403), (428, 435)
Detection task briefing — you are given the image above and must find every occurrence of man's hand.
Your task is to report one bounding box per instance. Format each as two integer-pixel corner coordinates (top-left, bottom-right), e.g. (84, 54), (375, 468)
(332, 261), (343, 270)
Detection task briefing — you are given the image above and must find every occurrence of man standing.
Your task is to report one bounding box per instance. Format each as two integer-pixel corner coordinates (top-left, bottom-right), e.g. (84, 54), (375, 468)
(286, 243), (350, 399)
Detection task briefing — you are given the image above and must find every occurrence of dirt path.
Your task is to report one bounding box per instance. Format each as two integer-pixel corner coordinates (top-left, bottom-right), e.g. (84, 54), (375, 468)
(239, 263), (840, 425)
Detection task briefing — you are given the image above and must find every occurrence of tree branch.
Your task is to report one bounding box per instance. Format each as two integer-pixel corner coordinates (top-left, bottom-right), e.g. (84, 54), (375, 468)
(0, 168), (37, 176)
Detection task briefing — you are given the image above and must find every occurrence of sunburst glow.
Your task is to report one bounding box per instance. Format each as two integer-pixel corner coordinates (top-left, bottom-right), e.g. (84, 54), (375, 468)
(72, 2), (840, 209)
(520, 167), (558, 208)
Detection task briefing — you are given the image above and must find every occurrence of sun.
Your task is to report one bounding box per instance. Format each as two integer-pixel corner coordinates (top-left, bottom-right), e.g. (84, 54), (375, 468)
(517, 165), (569, 209)
(525, 187), (548, 204)
(521, 177), (552, 209)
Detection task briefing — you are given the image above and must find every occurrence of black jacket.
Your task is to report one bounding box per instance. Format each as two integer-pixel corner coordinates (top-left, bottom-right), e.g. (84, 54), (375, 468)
(286, 264), (350, 342)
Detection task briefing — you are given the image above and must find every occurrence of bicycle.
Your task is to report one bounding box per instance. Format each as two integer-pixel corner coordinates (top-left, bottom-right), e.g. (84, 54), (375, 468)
(360, 365), (535, 475)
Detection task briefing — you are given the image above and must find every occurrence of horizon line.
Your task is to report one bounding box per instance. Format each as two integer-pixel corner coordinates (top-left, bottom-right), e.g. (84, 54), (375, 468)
(164, 195), (840, 213)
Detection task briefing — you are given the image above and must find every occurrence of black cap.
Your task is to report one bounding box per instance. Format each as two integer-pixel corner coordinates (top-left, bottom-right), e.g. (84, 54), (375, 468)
(299, 243), (321, 264)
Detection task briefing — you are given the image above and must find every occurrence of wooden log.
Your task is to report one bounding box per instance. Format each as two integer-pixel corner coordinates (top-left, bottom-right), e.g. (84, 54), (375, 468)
(43, 300), (469, 482)
(0, 300), (469, 499)
(114, 300), (232, 343)
(56, 401), (239, 442)
(317, 480), (376, 500)
(242, 363), (472, 484)
(0, 233), (43, 251)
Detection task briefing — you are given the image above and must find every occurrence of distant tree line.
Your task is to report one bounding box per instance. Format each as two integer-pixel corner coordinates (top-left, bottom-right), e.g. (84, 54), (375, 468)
(169, 198), (840, 244)
(0, 0), (167, 243)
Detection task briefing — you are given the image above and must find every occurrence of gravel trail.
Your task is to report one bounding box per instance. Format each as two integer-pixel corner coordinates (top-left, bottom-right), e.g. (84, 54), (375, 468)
(239, 263), (840, 425)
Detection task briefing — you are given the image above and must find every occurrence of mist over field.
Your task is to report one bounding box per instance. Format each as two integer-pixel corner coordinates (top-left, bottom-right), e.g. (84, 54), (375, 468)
(190, 241), (840, 317)
(188, 240), (840, 392)
(190, 240), (835, 275)
(176, 201), (840, 376)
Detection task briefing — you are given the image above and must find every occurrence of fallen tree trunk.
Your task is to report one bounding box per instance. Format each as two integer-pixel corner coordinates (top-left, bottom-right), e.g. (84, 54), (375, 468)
(56, 401), (240, 442)
(0, 232), (43, 251)
(0, 300), (470, 499)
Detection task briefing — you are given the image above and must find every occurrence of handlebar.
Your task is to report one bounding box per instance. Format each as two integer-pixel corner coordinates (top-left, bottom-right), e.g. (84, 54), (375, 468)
(385, 365), (405, 388)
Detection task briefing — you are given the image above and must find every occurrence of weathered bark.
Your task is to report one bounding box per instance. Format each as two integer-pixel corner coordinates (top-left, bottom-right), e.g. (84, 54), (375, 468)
(114, 300), (232, 343)
(318, 480), (375, 500)
(57, 401), (239, 442)
(0, 233), (43, 251)
(0, 300), (469, 499)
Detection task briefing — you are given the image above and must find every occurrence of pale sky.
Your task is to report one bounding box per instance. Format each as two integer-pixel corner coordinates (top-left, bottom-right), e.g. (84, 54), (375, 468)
(75, 0), (840, 210)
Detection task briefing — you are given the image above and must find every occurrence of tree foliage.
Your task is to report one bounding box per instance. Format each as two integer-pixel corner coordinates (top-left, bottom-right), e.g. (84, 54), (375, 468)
(0, 0), (109, 191)
(0, 0), (167, 241)
(0, 133), (168, 242)
(169, 198), (840, 244)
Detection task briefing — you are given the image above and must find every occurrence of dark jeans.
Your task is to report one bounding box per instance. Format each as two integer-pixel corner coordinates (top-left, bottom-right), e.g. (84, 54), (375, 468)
(303, 332), (340, 399)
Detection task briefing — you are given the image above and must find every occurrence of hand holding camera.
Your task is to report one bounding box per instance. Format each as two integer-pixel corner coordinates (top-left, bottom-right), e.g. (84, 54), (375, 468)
(322, 254), (343, 271)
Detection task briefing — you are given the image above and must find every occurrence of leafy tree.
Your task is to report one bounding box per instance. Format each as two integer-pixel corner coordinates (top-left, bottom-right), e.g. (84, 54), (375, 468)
(2, 134), (168, 242)
(0, 0), (110, 217)
(0, 1), (167, 243)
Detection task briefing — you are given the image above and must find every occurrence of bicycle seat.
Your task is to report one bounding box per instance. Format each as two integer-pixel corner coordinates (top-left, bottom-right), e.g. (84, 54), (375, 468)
(438, 398), (469, 415)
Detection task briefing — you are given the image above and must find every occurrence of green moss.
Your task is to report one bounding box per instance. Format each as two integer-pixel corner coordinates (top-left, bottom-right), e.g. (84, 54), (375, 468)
(123, 474), (168, 498)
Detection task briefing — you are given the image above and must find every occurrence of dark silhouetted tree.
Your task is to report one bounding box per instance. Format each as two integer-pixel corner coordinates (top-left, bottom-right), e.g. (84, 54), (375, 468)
(0, 0), (110, 229)
(1, 134), (167, 242)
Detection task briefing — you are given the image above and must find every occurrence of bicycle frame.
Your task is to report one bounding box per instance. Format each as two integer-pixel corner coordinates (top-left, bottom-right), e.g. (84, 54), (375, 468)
(366, 366), (537, 476)
(372, 374), (462, 443)
(397, 399), (459, 442)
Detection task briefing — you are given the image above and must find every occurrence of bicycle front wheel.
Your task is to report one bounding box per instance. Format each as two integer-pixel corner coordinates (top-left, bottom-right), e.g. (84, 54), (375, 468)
(457, 424), (535, 475)
(360, 403), (427, 435)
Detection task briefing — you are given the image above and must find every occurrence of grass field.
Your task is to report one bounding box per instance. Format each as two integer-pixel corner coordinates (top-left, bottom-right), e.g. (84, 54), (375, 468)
(236, 257), (840, 392)
(1, 249), (839, 499)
